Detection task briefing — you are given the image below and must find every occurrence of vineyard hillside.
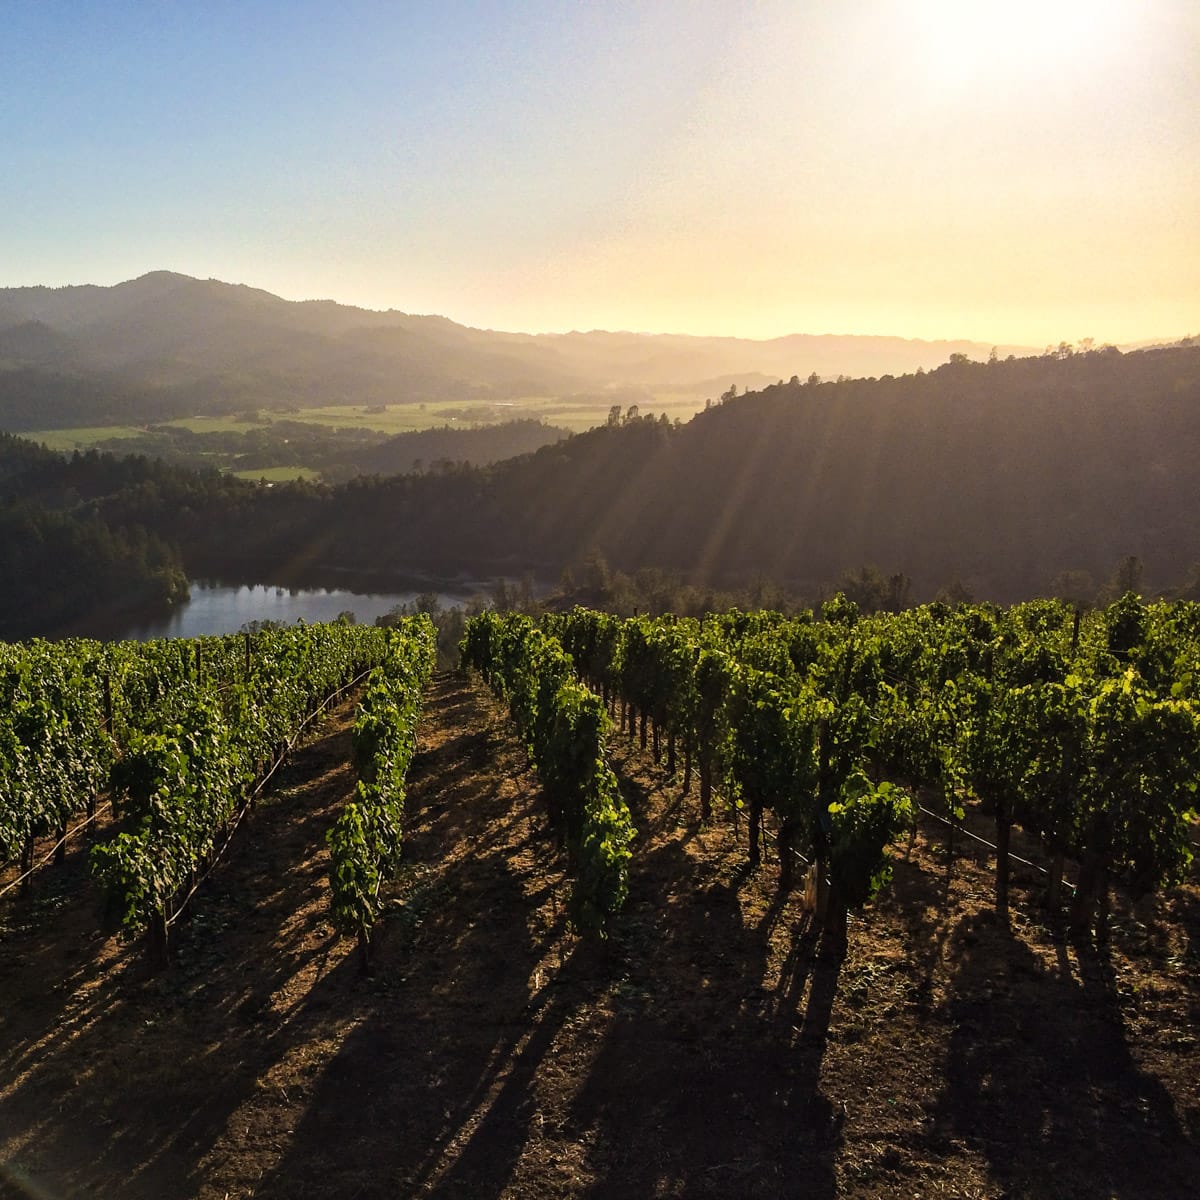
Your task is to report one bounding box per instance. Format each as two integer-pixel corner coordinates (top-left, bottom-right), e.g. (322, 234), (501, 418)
(2, 669), (1197, 1199)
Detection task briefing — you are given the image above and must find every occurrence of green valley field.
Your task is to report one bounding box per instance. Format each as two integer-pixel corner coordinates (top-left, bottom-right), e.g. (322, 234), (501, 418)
(19, 392), (705, 452)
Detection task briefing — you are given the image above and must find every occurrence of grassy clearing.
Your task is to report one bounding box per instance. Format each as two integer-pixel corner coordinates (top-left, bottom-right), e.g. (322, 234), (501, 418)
(219, 395), (710, 435)
(20, 425), (147, 450)
(545, 394), (708, 431)
(230, 465), (320, 482)
(161, 415), (270, 433)
(268, 405), (451, 434)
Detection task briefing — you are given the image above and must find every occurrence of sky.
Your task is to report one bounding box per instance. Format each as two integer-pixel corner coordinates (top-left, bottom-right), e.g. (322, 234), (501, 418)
(2, 0), (1197, 344)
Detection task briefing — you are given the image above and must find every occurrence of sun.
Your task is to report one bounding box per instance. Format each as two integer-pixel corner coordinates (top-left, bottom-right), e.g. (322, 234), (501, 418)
(914, 0), (1132, 91)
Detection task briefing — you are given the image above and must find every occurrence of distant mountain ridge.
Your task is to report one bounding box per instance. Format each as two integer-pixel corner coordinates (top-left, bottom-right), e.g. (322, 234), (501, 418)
(0, 271), (1042, 430)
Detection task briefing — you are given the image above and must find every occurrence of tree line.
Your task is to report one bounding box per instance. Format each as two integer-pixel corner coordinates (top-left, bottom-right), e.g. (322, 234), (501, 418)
(3, 343), (1200, 638)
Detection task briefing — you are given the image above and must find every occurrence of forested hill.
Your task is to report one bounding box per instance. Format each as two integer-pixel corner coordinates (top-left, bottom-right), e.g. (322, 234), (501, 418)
(295, 342), (1200, 601)
(320, 418), (570, 483)
(5, 342), (1199, 629)
(0, 435), (188, 639)
(598, 343), (1200, 598)
(58, 341), (1199, 603)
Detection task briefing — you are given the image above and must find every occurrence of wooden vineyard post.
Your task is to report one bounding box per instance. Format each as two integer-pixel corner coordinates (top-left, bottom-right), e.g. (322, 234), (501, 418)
(148, 907), (170, 972)
(89, 672), (114, 827)
(20, 835), (35, 895)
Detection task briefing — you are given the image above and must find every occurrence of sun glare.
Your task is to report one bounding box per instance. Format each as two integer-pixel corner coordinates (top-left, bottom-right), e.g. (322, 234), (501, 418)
(915, 0), (1131, 90)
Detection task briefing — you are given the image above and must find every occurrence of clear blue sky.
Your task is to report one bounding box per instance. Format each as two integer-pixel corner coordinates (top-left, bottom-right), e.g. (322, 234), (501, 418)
(3, 1), (1197, 343)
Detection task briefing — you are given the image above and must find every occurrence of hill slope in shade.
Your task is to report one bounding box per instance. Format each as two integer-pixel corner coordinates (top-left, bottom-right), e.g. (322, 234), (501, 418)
(151, 341), (1191, 602)
(4, 341), (1198, 612)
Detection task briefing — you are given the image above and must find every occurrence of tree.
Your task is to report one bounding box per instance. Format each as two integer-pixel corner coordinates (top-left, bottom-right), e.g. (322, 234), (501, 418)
(838, 565), (909, 613)
(1107, 554), (1144, 600)
(936, 578), (975, 605)
(581, 549), (611, 595)
(1049, 568), (1097, 609)
(1173, 562), (1200, 602)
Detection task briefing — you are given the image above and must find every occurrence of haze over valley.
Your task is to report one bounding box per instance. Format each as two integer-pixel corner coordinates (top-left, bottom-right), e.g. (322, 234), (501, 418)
(0, 270), (1040, 429)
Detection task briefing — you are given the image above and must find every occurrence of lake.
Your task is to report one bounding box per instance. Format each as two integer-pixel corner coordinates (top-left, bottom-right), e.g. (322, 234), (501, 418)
(108, 582), (487, 641)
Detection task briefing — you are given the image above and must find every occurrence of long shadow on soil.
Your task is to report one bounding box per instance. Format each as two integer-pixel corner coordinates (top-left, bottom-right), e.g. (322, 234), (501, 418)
(931, 911), (1200, 1199)
(0, 707), (365, 1200)
(0, 674), (523, 1200)
(252, 743), (579, 1197)
(252, 875), (573, 1199)
(562, 749), (840, 1200)
(240, 675), (578, 1200)
(256, 689), (843, 1200)
(0, 828), (125, 1064)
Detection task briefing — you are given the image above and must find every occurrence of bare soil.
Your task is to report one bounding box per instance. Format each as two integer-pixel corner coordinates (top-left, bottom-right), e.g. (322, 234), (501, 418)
(1, 671), (1198, 1198)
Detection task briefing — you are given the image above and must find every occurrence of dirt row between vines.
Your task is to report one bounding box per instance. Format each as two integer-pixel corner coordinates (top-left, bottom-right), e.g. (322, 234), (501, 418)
(1, 669), (1198, 1199)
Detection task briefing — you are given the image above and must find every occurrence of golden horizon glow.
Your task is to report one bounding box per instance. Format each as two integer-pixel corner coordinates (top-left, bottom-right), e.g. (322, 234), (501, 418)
(2, 2), (1196, 348)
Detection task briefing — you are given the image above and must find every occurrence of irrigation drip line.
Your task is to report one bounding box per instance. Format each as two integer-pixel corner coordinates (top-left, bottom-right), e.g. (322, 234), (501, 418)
(759, 821), (811, 867)
(915, 803), (1077, 894)
(0, 798), (115, 900)
(166, 667), (375, 929)
(917, 803), (1035, 869)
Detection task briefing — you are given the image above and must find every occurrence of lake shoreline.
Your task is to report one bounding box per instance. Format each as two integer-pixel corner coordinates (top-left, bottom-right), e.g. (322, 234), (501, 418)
(43, 575), (553, 643)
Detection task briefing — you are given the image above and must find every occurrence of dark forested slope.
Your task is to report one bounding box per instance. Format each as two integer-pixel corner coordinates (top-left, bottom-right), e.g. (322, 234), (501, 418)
(617, 344), (1200, 596)
(5, 343), (1199, 625)
(322, 418), (570, 482)
(0, 435), (188, 638)
(262, 343), (1200, 600)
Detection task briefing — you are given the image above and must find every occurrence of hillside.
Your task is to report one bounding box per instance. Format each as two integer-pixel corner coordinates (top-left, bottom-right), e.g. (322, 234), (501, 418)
(98, 340), (1195, 603)
(323, 418), (571, 482)
(0, 272), (1035, 429)
(4, 341), (1199, 630)
(1, 671), (1196, 1198)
